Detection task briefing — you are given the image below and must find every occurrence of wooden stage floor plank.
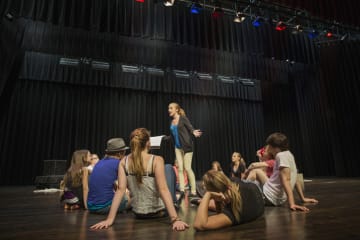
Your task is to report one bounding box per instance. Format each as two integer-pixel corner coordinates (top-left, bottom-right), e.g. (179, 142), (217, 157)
(0, 178), (359, 240)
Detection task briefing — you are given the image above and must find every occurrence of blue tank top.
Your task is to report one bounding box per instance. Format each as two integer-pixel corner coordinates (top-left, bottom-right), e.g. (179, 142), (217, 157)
(170, 124), (181, 148)
(87, 157), (119, 208)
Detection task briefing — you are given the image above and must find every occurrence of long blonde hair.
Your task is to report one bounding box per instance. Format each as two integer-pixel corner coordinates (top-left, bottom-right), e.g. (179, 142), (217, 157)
(169, 102), (186, 116)
(64, 149), (89, 187)
(129, 128), (150, 184)
(202, 170), (242, 222)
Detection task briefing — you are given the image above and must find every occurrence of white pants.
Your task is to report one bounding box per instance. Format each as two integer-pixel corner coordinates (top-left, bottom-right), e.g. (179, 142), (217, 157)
(175, 148), (196, 194)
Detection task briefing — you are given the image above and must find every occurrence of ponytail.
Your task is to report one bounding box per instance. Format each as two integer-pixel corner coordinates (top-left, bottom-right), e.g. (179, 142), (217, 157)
(129, 128), (150, 184)
(178, 107), (186, 116)
(170, 102), (186, 116)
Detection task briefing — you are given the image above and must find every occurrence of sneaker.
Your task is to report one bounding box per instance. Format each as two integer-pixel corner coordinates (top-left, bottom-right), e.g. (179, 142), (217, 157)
(190, 197), (201, 205)
(188, 192), (197, 198)
(178, 191), (185, 202)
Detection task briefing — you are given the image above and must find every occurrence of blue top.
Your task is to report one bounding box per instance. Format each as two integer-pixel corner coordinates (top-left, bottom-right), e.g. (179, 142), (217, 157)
(170, 124), (182, 149)
(87, 156), (119, 210)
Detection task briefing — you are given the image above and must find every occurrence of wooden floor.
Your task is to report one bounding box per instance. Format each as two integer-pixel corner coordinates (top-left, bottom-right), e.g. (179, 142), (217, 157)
(0, 178), (360, 240)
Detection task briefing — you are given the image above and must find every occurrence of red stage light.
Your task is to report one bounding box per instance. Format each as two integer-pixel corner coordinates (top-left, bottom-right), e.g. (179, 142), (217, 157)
(326, 32), (333, 38)
(275, 21), (286, 31)
(212, 7), (224, 19)
(135, 0), (145, 3)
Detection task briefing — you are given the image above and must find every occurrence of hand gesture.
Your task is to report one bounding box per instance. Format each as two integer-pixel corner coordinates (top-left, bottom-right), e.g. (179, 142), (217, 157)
(193, 129), (202, 138)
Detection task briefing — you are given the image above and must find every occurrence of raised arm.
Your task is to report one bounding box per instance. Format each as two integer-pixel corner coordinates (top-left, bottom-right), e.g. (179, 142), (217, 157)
(182, 116), (202, 137)
(279, 167), (309, 211)
(154, 156), (189, 231)
(90, 160), (127, 229)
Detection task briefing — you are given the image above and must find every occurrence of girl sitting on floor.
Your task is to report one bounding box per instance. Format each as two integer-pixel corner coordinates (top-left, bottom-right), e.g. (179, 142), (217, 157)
(60, 149), (90, 210)
(91, 128), (188, 231)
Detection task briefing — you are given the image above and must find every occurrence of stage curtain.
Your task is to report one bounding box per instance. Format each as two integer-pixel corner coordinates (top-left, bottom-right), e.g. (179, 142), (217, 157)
(1, 0), (360, 184)
(0, 79), (264, 184)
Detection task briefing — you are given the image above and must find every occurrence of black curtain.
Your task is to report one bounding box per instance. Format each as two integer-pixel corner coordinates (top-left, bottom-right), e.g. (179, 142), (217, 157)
(0, 78), (264, 184)
(1, 0), (360, 184)
(293, 42), (360, 177)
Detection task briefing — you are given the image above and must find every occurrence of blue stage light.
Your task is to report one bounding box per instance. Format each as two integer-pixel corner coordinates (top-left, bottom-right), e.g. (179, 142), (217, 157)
(252, 17), (263, 27)
(190, 3), (202, 14)
(308, 30), (319, 39)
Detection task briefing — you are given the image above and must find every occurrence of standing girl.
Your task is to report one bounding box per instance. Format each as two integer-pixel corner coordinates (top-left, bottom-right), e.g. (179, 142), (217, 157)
(168, 102), (202, 197)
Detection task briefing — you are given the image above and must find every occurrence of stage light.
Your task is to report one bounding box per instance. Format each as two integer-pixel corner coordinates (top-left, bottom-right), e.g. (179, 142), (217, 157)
(5, 12), (14, 21)
(212, 7), (224, 19)
(340, 33), (349, 41)
(146, 67), (164, 76)
(291, 25), (303, 34)
(59, 58), (80, 67)
(325, 31), (333, 38)
(252, 17), (264, 27)
(91, 61), (110, 71)
(190, 2), (202, 14)
(275, 21), (287, 31)
(135, 0), (145, 2)
(163, 0), (175, 6)
(197, 72), (213, 80)
(122, 64), (140, 73)
(211, 1), (223, 19)
(234, 12), (246, 23)
(218, 75), (235, 83)
(174, 70), (190, 78)
(240, 78), (255, 86)
(308, 29), (319, 39)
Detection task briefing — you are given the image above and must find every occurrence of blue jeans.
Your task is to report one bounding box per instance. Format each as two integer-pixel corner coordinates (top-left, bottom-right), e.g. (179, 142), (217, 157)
(165, 164), (177, 203)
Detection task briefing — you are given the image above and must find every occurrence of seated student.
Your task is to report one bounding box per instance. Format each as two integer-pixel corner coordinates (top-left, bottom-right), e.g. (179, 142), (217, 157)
(245, 145), (275, 180)
(82, 153), (100, 209)
(193, 170), (264, 231)
(87, 138), (131, 213)
(195, 161), (223, 199)
(60, 149), (91, 210)
(86, 154), (99, 173)
(211, 161), (223, 172)
(249, 133), (318, 211)
(91, 128), (188, 231)
(229, 152), (247, 180)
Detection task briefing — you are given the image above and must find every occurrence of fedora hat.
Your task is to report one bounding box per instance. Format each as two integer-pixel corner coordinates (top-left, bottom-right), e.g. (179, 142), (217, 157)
(105, 138), (129, 153)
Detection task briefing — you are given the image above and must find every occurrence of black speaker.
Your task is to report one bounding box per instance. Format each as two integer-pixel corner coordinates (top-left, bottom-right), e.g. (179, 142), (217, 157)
(34, 175), (64, 189)
(34, 160), (67, 189)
